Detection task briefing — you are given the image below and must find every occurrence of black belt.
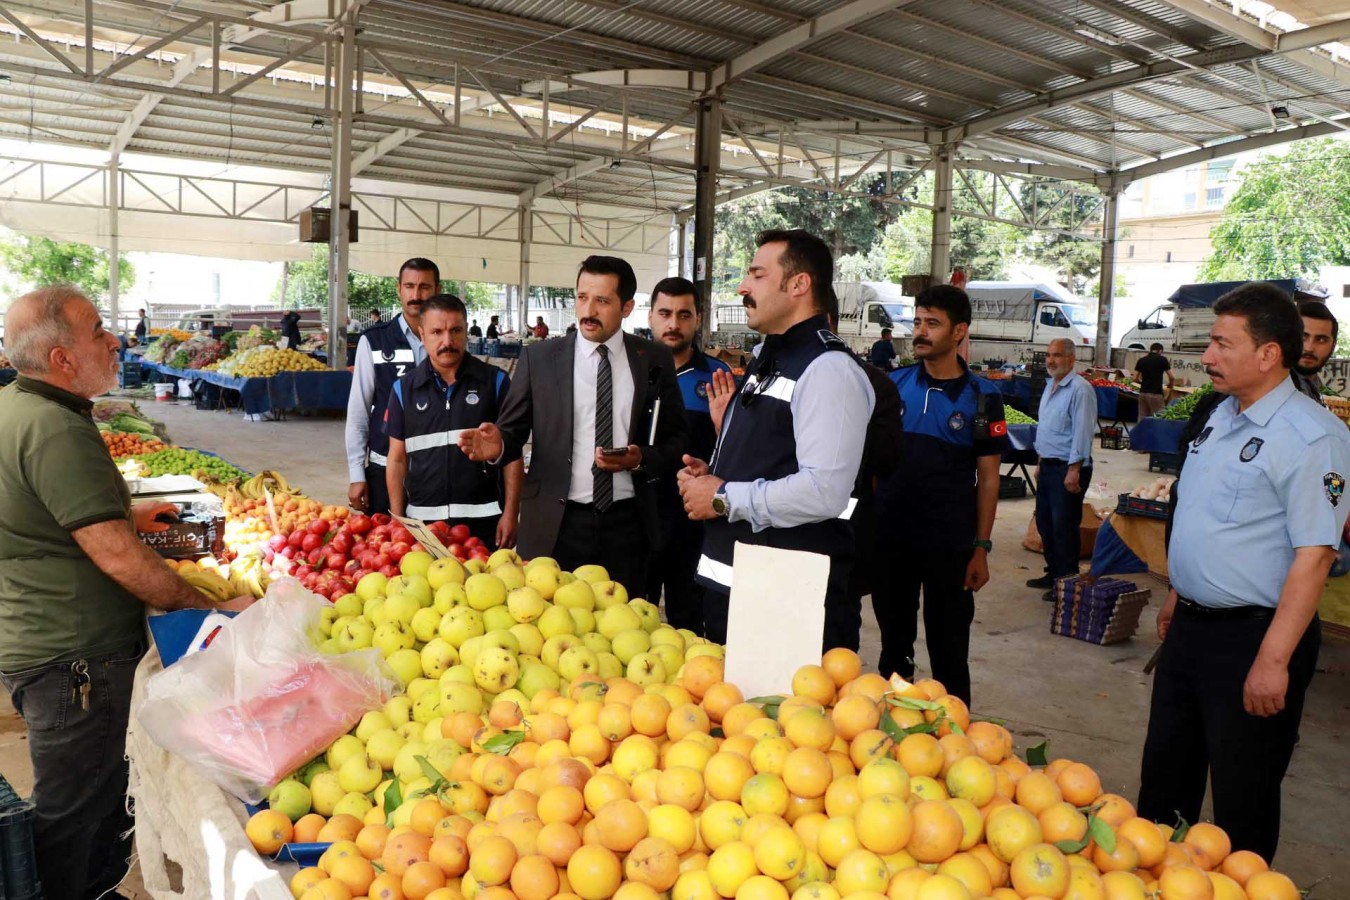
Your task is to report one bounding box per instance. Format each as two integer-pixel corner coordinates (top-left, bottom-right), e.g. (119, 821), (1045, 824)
(1040, 458), (1067, 465)
(1176, 596), (1274, 620)
(565, 498), (638, 514)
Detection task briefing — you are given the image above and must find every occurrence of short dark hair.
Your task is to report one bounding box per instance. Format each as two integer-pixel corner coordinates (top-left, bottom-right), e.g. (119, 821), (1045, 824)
(1212, 282), (1301, 368)
(371, 308), (382, 318)
(578, 255), (638, 303)
(399, 257), (440, 284)
(421, 293), (467, 320)
(490, 314), (499, 322)
(757, 229), (834, 315)
(1299, 299), (1339, 343)
(1149, 342), (1164, 353)
(915, 284), (972, 327)
(880, 328), (892, 338)
(650, 276), (702, 316)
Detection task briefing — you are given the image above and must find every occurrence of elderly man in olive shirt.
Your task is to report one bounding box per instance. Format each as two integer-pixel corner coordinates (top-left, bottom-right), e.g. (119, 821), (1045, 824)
(0, 286), (252, 900)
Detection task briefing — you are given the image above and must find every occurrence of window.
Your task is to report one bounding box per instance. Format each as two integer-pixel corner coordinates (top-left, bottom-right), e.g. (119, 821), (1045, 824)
(1127, 244), (1135, 258)
(1040, 306), (1060, 327)
(1166, 251), (1173, 263)
(867, 304), (892, 327)
(1207, 160), (1234, 184)
(1182, 192), (1197, 210)
(1206, 186), (1225, 208)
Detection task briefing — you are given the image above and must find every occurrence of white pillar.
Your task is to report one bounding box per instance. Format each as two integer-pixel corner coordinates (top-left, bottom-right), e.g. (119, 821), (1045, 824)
(518, 202), (532, 334)
(1095, 191), (1121, 368)
(929, 147), (954, 284)
(325, 23), (355, 369)
(108, 152), (120, 330)
(693, 97), (720, 346)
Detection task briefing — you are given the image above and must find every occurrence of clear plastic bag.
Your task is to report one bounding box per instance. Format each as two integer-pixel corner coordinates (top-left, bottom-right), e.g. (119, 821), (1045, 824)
(137, 577), (398, 803)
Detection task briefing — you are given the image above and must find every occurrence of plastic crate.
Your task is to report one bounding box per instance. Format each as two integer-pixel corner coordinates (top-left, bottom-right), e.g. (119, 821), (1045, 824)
(998, 475), (1027, 499)
(118, 360), (142, 389)
(1050, 577), (1150, 645)
(1148, 452), (1180, 474)
(1115, 493), (1169, 520)
(0, 773), (42, 900)
(1099, 426), (1130, 451)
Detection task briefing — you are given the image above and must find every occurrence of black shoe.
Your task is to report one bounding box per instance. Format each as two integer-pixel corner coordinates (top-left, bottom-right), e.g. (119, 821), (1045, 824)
(1042, 590), (1056, 602)
(1026, 575), (1054, 589)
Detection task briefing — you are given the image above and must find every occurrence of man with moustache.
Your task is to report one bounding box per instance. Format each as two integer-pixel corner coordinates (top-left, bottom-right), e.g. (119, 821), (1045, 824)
(0, 286), (253, 899)
(679, 229), (875, 648)
(458, 256), (687, 594)
(384, 294), (523, 549)
(644, 277), (733, 634)
(345, 258), (437, 515)
(1292, 300), (1337, 403)
(872, 285), (1006, 701)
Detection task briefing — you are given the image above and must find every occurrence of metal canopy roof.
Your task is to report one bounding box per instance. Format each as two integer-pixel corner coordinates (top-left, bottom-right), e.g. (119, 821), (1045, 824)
(0, 0), (1345, 218)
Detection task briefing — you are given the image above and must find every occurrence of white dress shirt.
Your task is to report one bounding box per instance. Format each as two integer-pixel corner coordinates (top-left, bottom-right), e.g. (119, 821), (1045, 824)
(344, 314), (425, 481)
(570, 330), (635, 503)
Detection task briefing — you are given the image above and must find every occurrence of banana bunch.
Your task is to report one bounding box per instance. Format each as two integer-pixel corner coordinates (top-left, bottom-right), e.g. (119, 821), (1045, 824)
(177, 565), (234, 602)
(227, 554), (271, 598)
(238, 469), (297, 500)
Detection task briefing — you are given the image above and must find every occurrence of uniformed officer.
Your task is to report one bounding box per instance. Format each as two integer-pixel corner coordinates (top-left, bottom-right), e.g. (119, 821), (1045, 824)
(345, 258), (436, 515)
(679, 229), (875, 649)
(872, 285), (1007, 702)
(645, 277), (733, 635)
(384, 294), (523, 548)
(1138, 283), (1350, 863)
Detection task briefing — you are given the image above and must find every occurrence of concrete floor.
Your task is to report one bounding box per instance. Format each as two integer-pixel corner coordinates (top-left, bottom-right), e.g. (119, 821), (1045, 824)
(2, 394), (1347, 896)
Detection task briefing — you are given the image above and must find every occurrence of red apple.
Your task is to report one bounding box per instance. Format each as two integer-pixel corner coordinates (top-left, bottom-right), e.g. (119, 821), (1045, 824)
(306, 519), (329, 536)
(326, 553), (347, 571)
(372, 513), (391, 526)
(449, 524), (471, 543)
(348, 514), (372, 534)
(379, 564), (399, 578)
(388, 542), (411, 562)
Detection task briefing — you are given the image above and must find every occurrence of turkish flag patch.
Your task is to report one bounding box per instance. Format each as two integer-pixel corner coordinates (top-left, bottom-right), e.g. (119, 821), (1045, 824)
(989, 419), (1008, 438)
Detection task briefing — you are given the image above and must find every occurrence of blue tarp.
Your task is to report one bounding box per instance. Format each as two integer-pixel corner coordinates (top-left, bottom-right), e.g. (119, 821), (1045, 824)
(1169, 279), (1298, 309)
(148, 363), (352, 415)
(1093, 385), (1139, 422)
(1090, 517), (1148, 577)
(1129, 417), (1185, 453)
(0, 368), (16, 385)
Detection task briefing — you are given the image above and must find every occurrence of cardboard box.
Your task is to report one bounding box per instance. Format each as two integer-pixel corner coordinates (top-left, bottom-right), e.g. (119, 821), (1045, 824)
(138, 501), (226, 560)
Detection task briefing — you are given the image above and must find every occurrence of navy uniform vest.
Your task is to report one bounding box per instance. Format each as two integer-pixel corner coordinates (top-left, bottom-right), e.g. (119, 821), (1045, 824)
(395, 355), (508, 523)
(364, 315), (418, 464)
(697, 315), (854, 594)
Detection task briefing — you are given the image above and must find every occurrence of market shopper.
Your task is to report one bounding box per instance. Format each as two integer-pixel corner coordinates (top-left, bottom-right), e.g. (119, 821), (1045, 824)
(533, 316), (550, 339)
(0, 286), (253, 900)
(385, 294), (523, 548)
(644, 277), (733, 634)
(469, 319), (483, 338)
(345, 258), (437, 515)
(869, 328), (898, 370)
(458, 256), (688, 594)
(1292, 300), (1336, 402)
(1133, 342), (1174, 419)
(1138, 282), (1350, 862)
(1027, 338), (1096, 599)
(135, 307), (149, 343)
(680, 229), (875, 648)
(280, 309), (303, 350)
(486, 315), (501, 340)
(872, 285), (1006, 701)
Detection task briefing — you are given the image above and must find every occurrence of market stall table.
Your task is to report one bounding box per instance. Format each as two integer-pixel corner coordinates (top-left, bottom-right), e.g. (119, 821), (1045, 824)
(1093, 385), (1139, 428)
(1004, 423), (1038, 495)
(148, 363), (352, 417)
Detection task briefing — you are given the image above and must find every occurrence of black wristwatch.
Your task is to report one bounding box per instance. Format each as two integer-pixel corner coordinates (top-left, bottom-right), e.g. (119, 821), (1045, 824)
(973, 539), (993, 552)
(711, 485), (730, 518)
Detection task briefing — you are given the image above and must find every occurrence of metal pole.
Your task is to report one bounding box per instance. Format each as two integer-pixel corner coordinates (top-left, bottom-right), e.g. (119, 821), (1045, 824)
(326, 23), (355, 370)
(108, 152), (120, 332)
(676, 216), (689, 279)
(693, 96), (720, 346)
(519, 202), (532, 335)
(929, 146), (954, 284)
(1095, 191), (1120, 368)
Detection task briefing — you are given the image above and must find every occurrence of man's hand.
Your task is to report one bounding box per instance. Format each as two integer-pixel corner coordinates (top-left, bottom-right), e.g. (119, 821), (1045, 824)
(964, 548), (990, 591)
(1064, 467), (1081, 495)
(132, 501), (179, 533)
(496, 508), (519, 549)
(459, 423), (503, 462)
(678, 455), (710, 483)
(1244, 656), (1289, 717)
(219, 595), (256, 613)
(1157, 589), (1178, 640)
(594, 445), (642, 472)
(707, 369), (736, 435)
(348, 481), (369, 511)
(681, 473), (725, 521)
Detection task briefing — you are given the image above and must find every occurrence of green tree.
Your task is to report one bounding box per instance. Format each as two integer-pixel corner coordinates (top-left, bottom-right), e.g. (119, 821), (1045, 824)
(1018, 181), (1102, 291)
(0, 233), (135, 304)
(274, 246), (404, 314)
(1199, 139), (1350, 281)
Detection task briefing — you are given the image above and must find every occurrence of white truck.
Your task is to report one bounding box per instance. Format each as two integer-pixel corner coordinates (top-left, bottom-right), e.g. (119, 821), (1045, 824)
(962, 281), (1098, 365)
(713, 280), (914, 355)
(1118, 278), (1305, 351)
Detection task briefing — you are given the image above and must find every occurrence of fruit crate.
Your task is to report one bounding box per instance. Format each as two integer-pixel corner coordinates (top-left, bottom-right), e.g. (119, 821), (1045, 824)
(119, 359), (143, 389)
(1148, 451), (1180, 474)
(1115, 493), (1169, 520)
(1099, 426), (1130, 451)
(999, 475), (1028, 499)
(0, 773), (43, 900)
(1050, 576), (1151, 645)
(241, 800), (330, 866)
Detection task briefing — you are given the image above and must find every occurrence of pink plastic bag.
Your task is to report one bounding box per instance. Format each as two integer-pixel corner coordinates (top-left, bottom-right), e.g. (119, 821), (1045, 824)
(137, 578), (398, 803)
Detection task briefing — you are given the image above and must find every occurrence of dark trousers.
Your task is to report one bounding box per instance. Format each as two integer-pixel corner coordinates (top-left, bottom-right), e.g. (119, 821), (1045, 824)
(365, 462), (392, 516)
(553, 499), (649, 597)
(1137, 603), (1320, 863)
(1034, 461), (1092, 579)
(645, 510), (706, 634)
(702, 553), (857, 652)
(872, 540), (975, 704)
(1, 641), (145, 900)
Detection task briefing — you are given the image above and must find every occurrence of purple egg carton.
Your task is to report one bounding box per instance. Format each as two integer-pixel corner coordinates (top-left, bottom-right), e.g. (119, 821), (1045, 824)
(1050, 577), (1151, 645)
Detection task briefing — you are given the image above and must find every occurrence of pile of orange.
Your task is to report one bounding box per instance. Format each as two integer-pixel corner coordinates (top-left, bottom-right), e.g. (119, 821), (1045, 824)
(274, 650), (1303, 900)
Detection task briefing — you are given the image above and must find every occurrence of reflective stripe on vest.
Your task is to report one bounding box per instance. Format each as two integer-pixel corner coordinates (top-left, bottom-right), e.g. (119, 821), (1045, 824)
(696, 554), (734, 589)
(743, 374), (797, 404)
(407, 500), (503, 520)
(839, 497), (858, 520)
(405, 429), (468, 455)
(370, 347), (416, 365)
(368, 450), (388, 466)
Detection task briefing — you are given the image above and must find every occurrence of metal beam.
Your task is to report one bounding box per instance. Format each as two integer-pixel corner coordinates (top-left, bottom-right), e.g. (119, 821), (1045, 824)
(1158, 0), (1350, 86)
(350, 93), (503, 173)
(1109, 119), (1350, 185)
(693, 97), (720, 346)
(108, 152), (120, 330)
(326, 22), (355, 372)
(1095, 191), (1119, 366)
(930, 148), (954, 283)
(517, 157), (611, 205)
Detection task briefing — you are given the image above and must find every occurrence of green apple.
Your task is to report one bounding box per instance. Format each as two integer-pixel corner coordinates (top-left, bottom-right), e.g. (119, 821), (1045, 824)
(318, 607), (339, 637)
(425, 739), (464, 778)
(686, 642), (726, 661)
(383, 695), (412, 726)
(412, 687), (441, 724)
(497, 688), (529, 709)
(309, 771), (345, 816)
(373, 779), (397, 811)
(267, 778), (311, 821)
(592, 580), (629, 611)
(537, 604), (576, 638)
(473, 646), (520, 693)
(365, 728), (406, 771)
(382, 592), (422, 627)
(517, 653), (543, 669)
(406, 677), (438, 703)
(439, 664), (475, 686)
(496, 565), (526, 592)
(629, 598), (662, 633)
(438, 606), (485, 647)
(558, 571), (577, 586)
(626, 652), (667, 687)
(554, 579), (595, 611)
(598, 604), (642, 639)
(573, 564), (610, 584)
(338, 751), (383, 794)
(386, 574), (433, 607)
(333, 791), (374, 820)
(410, 607), (443, 643)
(507, 586), (546, 624)
(393, 740), (429, 784)
(677, 628), (700, 646)
(420, 637), (459, 678)
(459, 635), (485, 669)
(385, 647), (423, 686)
(396, 721), (422, 741)
(524, 565), (561, 601)
(334, 618), (374, 652)
(318, 638), (342, 655)
(510, 623), (544, 658)
(326, 733), (366, 771)
(400, 550), (434, 579)
(364, 597), (389, 627)
(517, 661), (560, 698)
(482, 629), (521, 655)
(428, 556), (467, 589)
(332, 592), (364, 619)
(650, 643), (683, 678)
(297, 758), (330, 787)
(611, 628), (651, 665)
(567, 607), (596, 636)
(482, 605), (516, 634)
(542, 633), (582, 669)
(464, 558), (486, 575)
(465, 573), (508, 610)
(422, 717), (445, 744)
(439, 680), (484, 714)
(487, 548), (522, 571)
(650, 626), (686, 655)
(356, 572), (388, 602)
(581, 632), (612, 657)
(597, 652), (623, 680)
(558, 645), (600, 681)
(373, 620), (416, 657)
(433, 581), (468, 614)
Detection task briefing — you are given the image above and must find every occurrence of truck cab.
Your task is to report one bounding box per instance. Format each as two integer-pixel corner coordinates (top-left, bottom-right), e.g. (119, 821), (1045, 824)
(1121, 305), (1176, 349)
(965, 281), (1096, 349)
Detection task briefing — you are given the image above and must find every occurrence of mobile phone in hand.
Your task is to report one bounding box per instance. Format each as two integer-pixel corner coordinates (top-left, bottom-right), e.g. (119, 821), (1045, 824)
(600, 447), (629, 457)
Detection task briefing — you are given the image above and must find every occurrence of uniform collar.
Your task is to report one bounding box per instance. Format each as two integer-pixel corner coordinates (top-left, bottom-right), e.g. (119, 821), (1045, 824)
(680, 346), (714, 374)
(15, 375), (95, 416)
(411, 353), (485, 390)
(396, 313), (422, 346)
(916, 357), (972, 400)
(1234, 376), (1296, 427)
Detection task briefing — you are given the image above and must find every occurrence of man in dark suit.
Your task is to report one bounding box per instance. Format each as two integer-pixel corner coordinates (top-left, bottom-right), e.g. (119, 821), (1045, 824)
(460, 256), (688, 593)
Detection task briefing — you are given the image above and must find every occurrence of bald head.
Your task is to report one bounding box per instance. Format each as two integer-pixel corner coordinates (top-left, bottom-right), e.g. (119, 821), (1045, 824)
(5, 285), (87, 374)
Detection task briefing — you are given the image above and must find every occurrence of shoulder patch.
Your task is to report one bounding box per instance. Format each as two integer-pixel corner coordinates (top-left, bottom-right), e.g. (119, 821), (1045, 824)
(1325, 472), (1344, 507)
(818, 329), (848, 350)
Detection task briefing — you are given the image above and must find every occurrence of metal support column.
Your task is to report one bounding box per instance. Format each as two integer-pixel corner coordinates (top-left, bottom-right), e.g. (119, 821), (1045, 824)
(1095, 191), (1120, 368)
(107, 152), (120, 331)
(676, 216), (689, 279)
(693, 97), (720, 345)
(325, 23), (355, 370)
(929, 147), (954, 284)
(518, 202), (532, 333)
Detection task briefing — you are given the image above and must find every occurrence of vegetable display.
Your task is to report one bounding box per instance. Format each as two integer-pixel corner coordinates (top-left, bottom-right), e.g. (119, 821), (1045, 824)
(1154, 383), (1215, 420)
(129, 448), (249, 482)
(1005, 408), (1037, 425)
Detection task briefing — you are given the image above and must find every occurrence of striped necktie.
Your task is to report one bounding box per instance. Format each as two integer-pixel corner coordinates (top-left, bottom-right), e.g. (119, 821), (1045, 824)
(594, 344), (613, 511)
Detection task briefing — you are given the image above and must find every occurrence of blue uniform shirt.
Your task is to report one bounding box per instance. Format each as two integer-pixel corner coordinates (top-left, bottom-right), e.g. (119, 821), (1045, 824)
(658, 349), (733, 512)
(1169, 378), (1350, 609)
(1034, 373), (1096, 465)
